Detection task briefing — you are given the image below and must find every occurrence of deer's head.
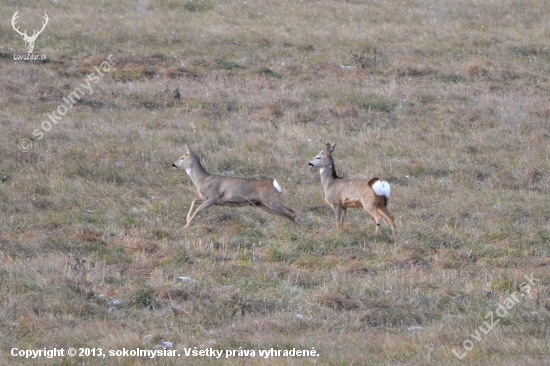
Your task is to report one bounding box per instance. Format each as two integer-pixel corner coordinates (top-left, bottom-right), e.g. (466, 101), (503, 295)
(12, 11), (49, 53)
(309, 143), (336, 168)
(173, 145), (199, 172)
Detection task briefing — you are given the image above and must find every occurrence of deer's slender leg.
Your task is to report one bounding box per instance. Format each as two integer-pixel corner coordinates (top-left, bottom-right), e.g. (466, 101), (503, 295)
(339, 207), (347, 228)
(186, 198), (204, 222)
(258, 203), (302, 225)
(377, 205), (397, 239)
(333, 205), (344, 233)
(184, 199), (216, 229)
(363, 201), (383, 235)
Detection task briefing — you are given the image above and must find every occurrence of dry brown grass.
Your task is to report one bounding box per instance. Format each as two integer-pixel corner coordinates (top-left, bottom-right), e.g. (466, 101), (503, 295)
(1, 0), (549, 364)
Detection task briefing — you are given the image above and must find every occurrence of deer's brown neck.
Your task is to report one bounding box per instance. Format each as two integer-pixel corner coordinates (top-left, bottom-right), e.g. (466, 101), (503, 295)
(187, 156), (210, 185)
(320, 157), (338, 190)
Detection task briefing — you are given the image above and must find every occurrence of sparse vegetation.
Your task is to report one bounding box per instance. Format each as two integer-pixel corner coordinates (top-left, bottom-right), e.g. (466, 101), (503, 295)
(1, 0), (549, 365)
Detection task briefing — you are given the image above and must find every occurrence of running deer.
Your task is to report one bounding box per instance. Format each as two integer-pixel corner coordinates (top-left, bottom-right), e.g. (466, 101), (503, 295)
(173, 145), (302, 228)
(11, 11), (49, 54)
(309, 143), (396, 238)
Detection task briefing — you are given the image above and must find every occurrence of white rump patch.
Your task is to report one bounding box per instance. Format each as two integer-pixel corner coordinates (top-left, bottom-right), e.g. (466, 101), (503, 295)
(186, 168), (192, 176)
(273, 179), (282, 193)
(372, 180), (390, 198)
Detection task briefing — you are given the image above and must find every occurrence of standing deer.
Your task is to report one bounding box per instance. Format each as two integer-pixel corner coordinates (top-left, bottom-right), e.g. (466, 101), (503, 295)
(11, 11), (49, 54)
(173, 145), (302, 228)
(309, 143), (396, 238)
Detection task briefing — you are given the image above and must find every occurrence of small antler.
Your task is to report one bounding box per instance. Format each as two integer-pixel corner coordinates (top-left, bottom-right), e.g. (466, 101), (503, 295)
(30, 13), (49, 39)
(11, 11), (28, 38)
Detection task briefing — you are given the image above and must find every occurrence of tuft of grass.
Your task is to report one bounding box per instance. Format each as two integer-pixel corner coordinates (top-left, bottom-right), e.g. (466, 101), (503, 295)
(134, 286), (160, 309)
(182, 0), (214, 12)
(340, 92), (397, 112)
(255, 67), (284, 79)
(217, 59), (244, 70)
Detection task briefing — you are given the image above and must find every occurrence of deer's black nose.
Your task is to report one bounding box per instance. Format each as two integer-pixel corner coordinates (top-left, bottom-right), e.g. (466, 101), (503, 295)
(172, 164), (177, 168)
(308, 163), (314, 166)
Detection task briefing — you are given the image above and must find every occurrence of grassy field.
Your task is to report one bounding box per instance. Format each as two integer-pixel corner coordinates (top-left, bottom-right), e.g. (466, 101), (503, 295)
(1, 0), (549, 364)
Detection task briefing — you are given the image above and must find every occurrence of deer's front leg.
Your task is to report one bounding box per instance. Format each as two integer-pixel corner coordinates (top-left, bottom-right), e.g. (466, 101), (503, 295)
(184, 198), (216, 229)
(186, 198), (204, 222)
(339, 207), (347, 228)
(333, 205), (344, 233)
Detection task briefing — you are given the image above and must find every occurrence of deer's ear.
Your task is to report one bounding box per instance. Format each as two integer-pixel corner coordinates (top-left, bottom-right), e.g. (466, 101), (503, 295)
(325, 143), (332, 152)
(330, 143), (336, 152)
(185, 144), (191, 154)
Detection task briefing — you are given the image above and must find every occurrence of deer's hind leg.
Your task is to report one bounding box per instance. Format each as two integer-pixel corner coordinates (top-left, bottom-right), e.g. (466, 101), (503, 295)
(258, 203), (302, 226)
(377, 204), (397, 239)
(362, 200), (383, 236)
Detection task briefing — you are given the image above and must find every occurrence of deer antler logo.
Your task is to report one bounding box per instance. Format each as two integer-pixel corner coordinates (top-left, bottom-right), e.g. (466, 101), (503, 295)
(11, 11), (49, 54)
